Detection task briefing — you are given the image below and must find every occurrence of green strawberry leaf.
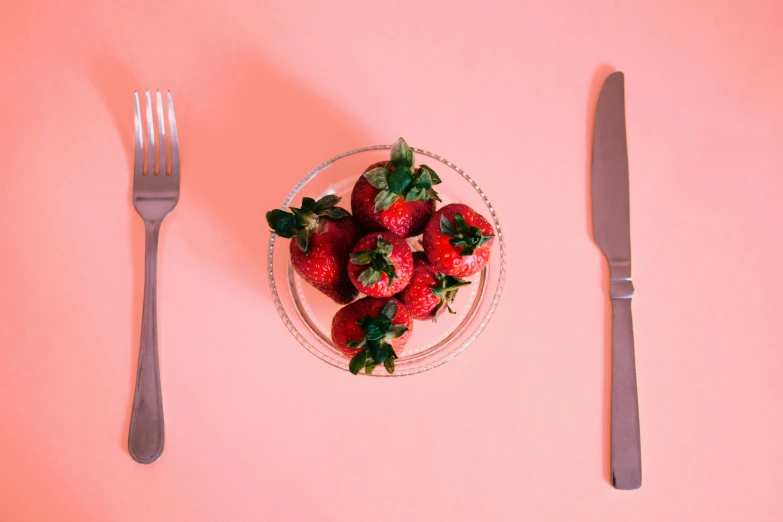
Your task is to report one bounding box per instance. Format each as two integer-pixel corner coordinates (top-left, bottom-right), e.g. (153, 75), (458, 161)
(377, 237), (393, 256)
(431, 274), (470, 297)
(350, 249), (375, 265)
(374, 190), (399, 212)
(296, 228), (310, 254)
(367, 339), (381, 362)
(346, 338), (367, 349)
(419, 164), (441, 184)
(364, 324), (383, 342)
(358, 268), (383, 286)
(454, 213), (469, 233)
(365, 360), (379, 375)
(356, 316), (371, 330)
(387, 324), (408, 338)
(390, 137), (414, 167)
(320, 207), (350, 219)
(349, 350), (367, 375)
(388, 166), (412, 195)
(266, 209), (297, 238)
(372, 341), (392, 364)
(291, 207), (311, 228)
(368, 317), (391, 341)
(379, 300), (397, 319)
(427, 189), (442, 202)
(417, 169), (432, 187)
(378, 316), (393, 333)
(404, 186), (427, 202)
(364, 167), (391, 190)
(383, 358), (395, 374)
(301, 197), (317, 213)
(440, 214), (457, 236)
(313, 194), (341, 212)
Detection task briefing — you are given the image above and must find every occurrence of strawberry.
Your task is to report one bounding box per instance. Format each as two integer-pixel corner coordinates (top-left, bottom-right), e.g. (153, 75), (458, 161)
(398, 252), (470, 321)
(422, 203), (495, 278)
(351, 137), (442, 237)
(331, 297), (413, 375)
(266, 194), (362, 304)
(348, 232), (413, 298)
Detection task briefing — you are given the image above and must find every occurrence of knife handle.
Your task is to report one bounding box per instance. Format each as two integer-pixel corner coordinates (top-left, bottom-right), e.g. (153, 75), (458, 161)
(609, 284), (642, 490)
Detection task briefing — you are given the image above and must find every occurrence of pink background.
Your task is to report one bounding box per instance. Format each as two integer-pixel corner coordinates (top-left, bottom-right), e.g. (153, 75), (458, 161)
(1, 0), (782, 520)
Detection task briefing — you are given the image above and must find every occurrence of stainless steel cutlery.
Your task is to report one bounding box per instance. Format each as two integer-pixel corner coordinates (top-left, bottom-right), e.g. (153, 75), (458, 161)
(128, 90), (180, 464)
(591, 71), (642, 490)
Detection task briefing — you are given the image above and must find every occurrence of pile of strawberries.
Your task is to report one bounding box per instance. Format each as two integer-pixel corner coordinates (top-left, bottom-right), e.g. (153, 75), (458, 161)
(267, 138), (495, 375)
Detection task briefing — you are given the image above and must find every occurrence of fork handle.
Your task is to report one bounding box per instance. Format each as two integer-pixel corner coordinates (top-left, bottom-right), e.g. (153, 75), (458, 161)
(610, 296), (642, 489)
(128, 221), (165, 464)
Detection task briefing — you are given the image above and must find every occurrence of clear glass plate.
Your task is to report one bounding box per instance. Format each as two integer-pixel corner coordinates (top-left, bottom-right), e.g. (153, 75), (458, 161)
(267, 145), (507, 376)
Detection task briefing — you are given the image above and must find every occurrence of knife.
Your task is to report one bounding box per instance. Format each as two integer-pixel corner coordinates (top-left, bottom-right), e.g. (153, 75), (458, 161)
(591, 71), (642, 490)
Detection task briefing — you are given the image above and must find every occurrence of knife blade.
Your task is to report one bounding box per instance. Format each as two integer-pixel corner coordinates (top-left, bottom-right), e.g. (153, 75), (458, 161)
(591, 71), (642, 490)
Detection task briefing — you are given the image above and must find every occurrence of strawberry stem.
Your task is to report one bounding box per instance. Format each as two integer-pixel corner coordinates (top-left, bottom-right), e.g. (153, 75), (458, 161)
(351, 235), (398, 287)
(440, 213), (494, 256)
(346, 300), (406, 375)
(431, 273), (470, 319)
(363, 138), (443, 212)
(266, 194), (351, 254)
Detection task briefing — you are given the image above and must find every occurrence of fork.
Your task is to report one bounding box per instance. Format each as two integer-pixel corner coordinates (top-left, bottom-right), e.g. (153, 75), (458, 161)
(128, 90), (180, 464)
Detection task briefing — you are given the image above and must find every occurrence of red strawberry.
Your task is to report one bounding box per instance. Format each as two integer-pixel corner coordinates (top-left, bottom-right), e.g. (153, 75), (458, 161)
(399, 252), (470, 321)
(351, 137), (442, 237)
(348, 232), (413, 298)
(331, 297), (413, 375)
(266, 195), (362, 304)
(423, 203), (495, 278)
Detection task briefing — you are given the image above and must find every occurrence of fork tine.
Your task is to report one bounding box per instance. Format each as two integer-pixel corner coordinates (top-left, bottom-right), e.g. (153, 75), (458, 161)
(168, 91), (180, 178)
(145, 90), (155, 175)
(134, 92), (143, 177)
(156, 90), (167, 177)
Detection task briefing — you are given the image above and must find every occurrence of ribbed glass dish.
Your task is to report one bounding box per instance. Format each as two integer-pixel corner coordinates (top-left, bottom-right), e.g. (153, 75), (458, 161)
(268, 145), (506, 376)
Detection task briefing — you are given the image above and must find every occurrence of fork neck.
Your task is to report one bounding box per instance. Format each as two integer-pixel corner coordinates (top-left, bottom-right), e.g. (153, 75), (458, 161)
(144, 220), (163, 234)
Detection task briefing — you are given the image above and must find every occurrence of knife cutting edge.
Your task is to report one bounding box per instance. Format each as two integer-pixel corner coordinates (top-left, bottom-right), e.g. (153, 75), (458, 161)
(591, 71), (642, 490)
